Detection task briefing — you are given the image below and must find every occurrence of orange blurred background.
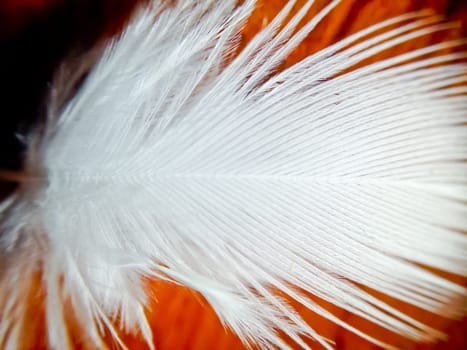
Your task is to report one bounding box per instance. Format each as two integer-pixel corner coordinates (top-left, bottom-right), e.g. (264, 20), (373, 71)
(0, 1), (466, 349)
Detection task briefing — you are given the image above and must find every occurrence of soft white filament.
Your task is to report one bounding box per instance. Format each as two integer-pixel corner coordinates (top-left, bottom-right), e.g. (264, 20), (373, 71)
(1, 1), (466, 349)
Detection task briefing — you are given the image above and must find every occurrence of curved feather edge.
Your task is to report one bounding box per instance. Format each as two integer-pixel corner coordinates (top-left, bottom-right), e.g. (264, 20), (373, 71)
(1, 0), (466, 349)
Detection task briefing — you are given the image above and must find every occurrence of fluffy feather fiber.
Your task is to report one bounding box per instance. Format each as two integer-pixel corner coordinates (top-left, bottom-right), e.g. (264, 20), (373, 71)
(1, 0), (467, 349)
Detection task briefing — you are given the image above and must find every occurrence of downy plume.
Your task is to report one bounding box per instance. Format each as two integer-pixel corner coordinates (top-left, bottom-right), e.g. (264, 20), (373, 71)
(1, 0), (466, 349)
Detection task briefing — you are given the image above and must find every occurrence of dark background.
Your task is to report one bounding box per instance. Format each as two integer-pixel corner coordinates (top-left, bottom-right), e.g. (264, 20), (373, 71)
(0, 0), (140, 170)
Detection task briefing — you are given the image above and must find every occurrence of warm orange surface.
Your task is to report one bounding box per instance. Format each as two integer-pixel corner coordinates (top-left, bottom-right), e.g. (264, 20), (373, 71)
(1, 1), (466, 349)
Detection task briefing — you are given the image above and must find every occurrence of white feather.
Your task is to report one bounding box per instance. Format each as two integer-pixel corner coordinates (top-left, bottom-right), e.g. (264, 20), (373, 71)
(1, 0), (466, 349)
